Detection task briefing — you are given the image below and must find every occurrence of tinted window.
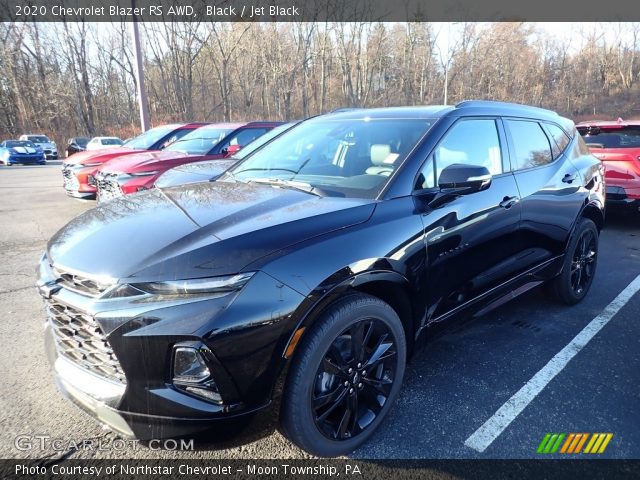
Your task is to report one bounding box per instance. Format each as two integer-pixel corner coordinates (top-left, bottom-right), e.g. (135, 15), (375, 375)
(165, 127), (234, 155)
(416, 119), (503, 189)
(226, 118), (433, 199)
(544, 123), (571, 159)
(233, 123), (294, 160)
(506, 120), (553, 170)
(27, 135), (49, 143)
(578, 127), (640, 148)
(124, 125), (185, 150)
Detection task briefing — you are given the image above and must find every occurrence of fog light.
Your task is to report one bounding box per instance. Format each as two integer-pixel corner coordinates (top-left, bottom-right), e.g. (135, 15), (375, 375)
(184, 385), (222, 403)
(173, 347), (210, 383)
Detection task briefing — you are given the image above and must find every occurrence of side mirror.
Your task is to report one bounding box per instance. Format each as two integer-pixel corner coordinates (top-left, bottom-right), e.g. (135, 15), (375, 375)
(423, 164), (492, 209)
(438, 164), (492, 193)
(223, 144), (242, 157)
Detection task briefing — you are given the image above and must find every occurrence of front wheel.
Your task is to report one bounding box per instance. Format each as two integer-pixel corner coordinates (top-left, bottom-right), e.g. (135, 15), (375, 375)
(280, 293), (406, 457)
(548, 218), (599, 305)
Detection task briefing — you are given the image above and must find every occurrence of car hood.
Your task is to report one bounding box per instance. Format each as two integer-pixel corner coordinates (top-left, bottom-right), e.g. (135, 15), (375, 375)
(65, 147), (140, 166)
(11, 146), (40, 155)
(99, 150), (193, 174)
(47, 181), (375, 282)
(155, 159), (238, 188)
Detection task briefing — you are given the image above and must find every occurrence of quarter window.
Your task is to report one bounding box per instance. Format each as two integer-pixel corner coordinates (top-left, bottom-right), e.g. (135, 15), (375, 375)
(544, 123), (571, 159)
(506, 120), (553, 170)
(416, 119), (503, 189)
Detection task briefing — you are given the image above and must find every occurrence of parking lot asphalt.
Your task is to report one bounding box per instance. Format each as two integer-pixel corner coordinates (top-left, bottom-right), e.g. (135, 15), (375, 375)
(0, 163), (638, 461)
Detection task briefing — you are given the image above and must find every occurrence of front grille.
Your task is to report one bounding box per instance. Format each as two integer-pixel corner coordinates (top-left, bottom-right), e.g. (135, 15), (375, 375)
(46, 298), (126, 384)
(62, 166), (79, 191)
(96, 173), (123, 202)
(53, 268), (109, 297)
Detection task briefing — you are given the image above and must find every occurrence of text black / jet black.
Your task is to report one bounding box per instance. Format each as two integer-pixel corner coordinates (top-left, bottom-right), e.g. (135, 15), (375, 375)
(37, 101), (605, 456)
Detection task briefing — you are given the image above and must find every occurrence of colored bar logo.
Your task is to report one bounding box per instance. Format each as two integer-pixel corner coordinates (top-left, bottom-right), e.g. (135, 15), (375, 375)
(537, 433), (613, 454)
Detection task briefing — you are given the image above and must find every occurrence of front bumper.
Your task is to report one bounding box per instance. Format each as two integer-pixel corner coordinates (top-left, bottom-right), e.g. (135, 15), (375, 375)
(37, 259), (303, 440)
(62, 164), (97, 199)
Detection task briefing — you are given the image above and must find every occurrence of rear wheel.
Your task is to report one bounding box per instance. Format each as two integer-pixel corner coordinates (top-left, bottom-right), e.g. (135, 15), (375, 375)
(280, 293), (406, 457)
(548, 218), (599, 305)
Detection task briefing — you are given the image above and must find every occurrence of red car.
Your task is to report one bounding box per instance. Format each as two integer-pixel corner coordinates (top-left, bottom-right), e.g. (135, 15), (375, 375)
(577, 118), (640, 212)
(94, 122), (282, 201)
(61, 123), (209, 199)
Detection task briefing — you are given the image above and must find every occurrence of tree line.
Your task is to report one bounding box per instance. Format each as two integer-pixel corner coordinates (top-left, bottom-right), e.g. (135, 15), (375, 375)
(1, 21), (639, 146)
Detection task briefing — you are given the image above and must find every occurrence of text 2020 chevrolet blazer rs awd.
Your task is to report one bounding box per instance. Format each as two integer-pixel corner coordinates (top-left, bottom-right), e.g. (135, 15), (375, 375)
(37, 101), (604, 456)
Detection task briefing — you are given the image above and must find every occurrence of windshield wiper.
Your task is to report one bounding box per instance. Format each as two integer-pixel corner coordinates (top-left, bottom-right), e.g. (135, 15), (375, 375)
(246, 177), (322, 197)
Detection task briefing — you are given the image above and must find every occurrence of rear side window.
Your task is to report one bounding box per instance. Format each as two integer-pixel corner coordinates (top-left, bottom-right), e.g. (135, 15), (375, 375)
(544, 123), (571, 159)
(505, 120), (553, 170)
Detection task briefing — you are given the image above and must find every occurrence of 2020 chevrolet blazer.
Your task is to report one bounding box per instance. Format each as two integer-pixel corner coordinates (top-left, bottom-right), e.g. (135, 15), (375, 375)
(37, 101), (605, 456)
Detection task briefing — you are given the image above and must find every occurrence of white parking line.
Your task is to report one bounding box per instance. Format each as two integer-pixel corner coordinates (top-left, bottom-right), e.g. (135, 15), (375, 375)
(464, 273), (640, 453)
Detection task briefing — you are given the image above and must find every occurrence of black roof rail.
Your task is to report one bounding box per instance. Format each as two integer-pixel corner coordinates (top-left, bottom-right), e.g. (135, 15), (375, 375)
(455, 100), (559, 116)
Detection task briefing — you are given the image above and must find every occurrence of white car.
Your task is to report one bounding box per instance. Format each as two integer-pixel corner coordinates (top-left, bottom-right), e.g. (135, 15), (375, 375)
(86, 136), (124, 151)
(19, 134), (57, 159)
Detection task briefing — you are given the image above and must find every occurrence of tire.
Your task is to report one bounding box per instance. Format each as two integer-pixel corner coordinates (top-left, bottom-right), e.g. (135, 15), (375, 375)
(280, 293), (406, 457)
(548, 218), (599, 305)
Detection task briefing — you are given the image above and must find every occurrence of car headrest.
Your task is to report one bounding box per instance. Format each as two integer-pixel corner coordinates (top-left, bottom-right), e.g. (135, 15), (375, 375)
(371, 144), (391, 166)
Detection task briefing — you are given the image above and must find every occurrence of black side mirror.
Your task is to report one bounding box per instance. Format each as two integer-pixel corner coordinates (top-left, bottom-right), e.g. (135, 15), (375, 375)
(438, 164), (492, 193)
(424, 164), (492, 209)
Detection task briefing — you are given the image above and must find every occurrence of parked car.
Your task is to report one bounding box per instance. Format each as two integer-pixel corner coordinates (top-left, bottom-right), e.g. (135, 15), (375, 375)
(66, 137), (90, 157)
(19, 134), (57, 159)
(61, 123), (209, 199)
(37, 101), (604, 456)
(86, 136), (124, 151)
(577, 118), (640, 213)
(94, 121), (282, 201)
(155, 122), (298, 189)
(0, 140), (46, 165)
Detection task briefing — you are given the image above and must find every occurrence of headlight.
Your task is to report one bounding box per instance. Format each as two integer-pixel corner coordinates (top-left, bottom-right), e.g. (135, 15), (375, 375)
(133, 272), (254, 296)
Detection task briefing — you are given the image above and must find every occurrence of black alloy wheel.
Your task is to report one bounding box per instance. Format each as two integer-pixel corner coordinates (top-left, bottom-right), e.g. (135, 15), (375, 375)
(570, 228), (597, 296)
(281, 293), (406, 457)
(312, 318), (397, 440)
(548, 218), (599, 305)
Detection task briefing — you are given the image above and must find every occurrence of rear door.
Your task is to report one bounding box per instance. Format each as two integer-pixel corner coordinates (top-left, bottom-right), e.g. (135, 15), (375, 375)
(505, 118), (583, 270)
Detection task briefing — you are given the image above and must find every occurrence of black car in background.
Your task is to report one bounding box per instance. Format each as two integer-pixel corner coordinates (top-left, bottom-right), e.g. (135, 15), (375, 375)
(66, 137), (90, 157)
(37, 101), (604, 456)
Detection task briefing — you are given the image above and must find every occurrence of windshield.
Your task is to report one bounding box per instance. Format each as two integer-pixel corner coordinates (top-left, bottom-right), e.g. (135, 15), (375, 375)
(102, 138), (123, 146)
(75, 138), (89, 147)
(124, 125), (177, 150)
(579, 127), (640, 148)
(6, 141), (36, 148)
(27, 136), (49, 143)
(223, 117), (433, 199)
(232, 123), (294, 160)
(164, 127), (233, 154)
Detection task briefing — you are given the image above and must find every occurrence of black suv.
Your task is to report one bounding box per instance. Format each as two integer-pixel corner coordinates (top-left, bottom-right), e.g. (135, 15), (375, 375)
(37, 101), (604, 456)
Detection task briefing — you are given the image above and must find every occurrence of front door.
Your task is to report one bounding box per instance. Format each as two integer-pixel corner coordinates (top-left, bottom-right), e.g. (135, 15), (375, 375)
(414, 117), (522, 320)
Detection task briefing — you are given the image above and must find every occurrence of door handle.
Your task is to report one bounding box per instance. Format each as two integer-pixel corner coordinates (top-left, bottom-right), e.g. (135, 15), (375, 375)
(499, 196), (519, 209)
(562, 173), (578, 184)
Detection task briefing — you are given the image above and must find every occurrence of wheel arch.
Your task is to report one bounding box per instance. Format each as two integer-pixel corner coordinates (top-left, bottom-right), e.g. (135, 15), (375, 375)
(281, 269), (419, 368)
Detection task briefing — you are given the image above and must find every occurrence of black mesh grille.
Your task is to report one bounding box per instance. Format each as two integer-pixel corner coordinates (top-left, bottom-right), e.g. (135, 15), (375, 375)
(46, 299), (125, 384)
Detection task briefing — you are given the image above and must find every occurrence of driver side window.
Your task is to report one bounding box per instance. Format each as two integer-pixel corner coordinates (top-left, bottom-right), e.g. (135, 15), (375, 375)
(416, 119), (503, 189)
